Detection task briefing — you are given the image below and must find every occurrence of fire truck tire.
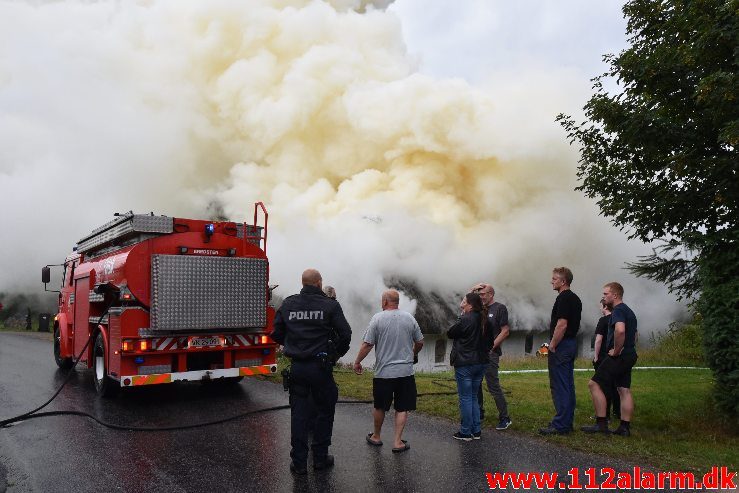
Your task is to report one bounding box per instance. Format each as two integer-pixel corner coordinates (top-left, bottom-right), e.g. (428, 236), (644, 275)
(93, 332), (120, 398)
(224, 377), (244, 385)
(54, 326), (74, 370)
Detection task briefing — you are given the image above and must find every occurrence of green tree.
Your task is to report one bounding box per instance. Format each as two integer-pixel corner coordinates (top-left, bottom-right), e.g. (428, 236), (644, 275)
(558, 0), (738, 417)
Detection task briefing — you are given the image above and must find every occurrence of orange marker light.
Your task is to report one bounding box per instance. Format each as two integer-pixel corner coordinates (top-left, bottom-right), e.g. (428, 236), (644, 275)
(122, 340), (133, 352)
(138, 340), (149, 351)
(261, 335), (269, 345)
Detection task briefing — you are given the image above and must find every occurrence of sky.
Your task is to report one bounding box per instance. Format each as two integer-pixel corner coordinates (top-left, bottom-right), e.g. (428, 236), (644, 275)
(0, 0), (683, 350)
(390, 0), (627, 86)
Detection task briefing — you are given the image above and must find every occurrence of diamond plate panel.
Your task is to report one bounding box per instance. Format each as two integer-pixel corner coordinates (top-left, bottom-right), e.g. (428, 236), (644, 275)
(235, 358), (262, 367)
(150, 255), (267, 332)
(138, 365), (172, 375)
(77, 214), (173, 254)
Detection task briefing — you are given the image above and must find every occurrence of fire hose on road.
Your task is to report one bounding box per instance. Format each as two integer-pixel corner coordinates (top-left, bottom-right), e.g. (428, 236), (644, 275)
(1, 328), (705, 433)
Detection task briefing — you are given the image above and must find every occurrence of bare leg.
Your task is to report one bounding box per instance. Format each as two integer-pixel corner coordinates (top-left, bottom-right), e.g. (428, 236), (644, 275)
(393, 411), (408, 448)
(617, 387), (633, 421)
(371, 407), (385, 442)
(588, 379), (607, 417)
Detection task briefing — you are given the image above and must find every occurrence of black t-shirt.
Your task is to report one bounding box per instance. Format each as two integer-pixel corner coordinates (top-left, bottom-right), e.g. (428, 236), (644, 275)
(607, 302), (638, 356)
(594, 314), (610, 359)
(549, 289), (582, 339)
(486, 302), (509, 356)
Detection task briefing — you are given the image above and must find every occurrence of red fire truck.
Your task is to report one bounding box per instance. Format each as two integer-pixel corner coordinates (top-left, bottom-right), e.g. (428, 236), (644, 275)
(42, 203), (278, 397)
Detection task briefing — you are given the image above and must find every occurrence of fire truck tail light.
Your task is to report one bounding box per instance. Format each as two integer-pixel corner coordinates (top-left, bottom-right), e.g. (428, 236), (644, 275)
(138, 340), (150, 351)
(260, 335), (269, 345)
(122, 340), (134, 352)
(119, 286), (134, 301)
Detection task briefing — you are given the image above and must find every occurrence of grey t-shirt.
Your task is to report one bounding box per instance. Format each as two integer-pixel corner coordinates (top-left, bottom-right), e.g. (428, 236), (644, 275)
(362, 309), (424, 378)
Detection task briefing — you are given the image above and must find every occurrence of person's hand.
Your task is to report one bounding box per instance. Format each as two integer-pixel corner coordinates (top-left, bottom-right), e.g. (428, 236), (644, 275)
(608, 348), (618, 357)
(353, 362), (363, 375)
(548, 343), (556, 353)
(593, 356), (598, 364)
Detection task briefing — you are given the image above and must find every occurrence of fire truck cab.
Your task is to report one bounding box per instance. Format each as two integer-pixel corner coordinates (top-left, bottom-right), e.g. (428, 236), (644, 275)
(43, 203), (277, 396)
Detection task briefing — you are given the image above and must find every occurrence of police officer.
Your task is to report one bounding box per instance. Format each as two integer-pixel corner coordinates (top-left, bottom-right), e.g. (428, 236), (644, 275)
(272, 268), (352, 475)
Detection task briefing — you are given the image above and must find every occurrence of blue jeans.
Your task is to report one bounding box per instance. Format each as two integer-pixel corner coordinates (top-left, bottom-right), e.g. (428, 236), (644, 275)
(548, 337), (577, 431)
(455, 363), (488, 435)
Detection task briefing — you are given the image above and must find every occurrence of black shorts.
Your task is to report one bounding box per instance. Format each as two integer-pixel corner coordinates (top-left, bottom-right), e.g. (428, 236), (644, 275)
(592, 353), (638, 390)
(373, 375), (417, 412)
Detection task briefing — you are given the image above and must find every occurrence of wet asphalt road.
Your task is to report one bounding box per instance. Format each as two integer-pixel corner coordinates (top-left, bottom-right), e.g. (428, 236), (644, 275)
(1, 332), (687, 492)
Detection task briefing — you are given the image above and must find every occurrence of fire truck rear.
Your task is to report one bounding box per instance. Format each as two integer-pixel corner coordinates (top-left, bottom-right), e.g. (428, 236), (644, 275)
(43, 203), (277, 396)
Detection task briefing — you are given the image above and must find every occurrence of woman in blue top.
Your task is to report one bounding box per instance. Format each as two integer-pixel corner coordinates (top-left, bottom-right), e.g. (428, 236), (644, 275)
(448, 292), (491, 441)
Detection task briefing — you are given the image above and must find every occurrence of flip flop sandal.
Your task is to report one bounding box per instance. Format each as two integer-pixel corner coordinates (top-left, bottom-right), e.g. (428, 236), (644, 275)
(366, 433), (383, 446)
(392, 440), (410, 453)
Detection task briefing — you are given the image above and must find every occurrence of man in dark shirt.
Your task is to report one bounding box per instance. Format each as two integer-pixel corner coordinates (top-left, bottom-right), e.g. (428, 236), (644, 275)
(473, 283), (512, 431)
(582, 282), (638, 437)
(592, 300), (619, 419)
(271, 269), (352, 474)
(540, 267), (582, 435)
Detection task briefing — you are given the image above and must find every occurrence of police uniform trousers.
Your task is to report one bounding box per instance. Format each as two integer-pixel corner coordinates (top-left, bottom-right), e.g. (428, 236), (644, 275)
(289, 359), (339, 466)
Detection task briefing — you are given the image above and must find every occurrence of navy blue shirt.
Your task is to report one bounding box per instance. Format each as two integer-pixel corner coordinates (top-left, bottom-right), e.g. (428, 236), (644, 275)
(607, 302), (638, 356)
(272, 285), (352, 360)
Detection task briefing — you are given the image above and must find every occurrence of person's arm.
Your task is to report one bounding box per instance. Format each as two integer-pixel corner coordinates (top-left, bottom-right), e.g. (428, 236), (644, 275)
(353, 342), (374, 374)
(413, 340), (424, 355)
(331, 304), (353, 357)
(492, 324), (510, 351)
(593, 334), (604, 362)
(608, 322), (626, 357)
(271, 309), (286, 345)
(447, 316), (466, 339)
(549, 319), (567, 353)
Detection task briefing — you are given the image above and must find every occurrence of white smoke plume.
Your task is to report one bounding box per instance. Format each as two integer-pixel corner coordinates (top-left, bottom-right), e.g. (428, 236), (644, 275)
(0, 1), (683, 355)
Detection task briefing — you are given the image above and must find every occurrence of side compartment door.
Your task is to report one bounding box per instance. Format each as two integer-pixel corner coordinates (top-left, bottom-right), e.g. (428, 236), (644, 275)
(73, 276), (91, 364)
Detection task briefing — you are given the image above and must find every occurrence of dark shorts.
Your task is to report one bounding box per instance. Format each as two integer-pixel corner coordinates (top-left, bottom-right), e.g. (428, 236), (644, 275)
(373, 375), (417, 412)
(592, 353), (638, 389)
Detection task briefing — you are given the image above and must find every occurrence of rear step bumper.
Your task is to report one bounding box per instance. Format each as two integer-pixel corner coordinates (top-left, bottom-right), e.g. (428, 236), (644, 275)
(120, 365), (278, 387)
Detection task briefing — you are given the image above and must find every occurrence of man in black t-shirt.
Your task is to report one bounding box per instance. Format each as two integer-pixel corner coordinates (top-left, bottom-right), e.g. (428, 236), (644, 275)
(592, 300), (619, 419)
(473, 283), (512, 431)
(582, 282), (638, 437)
(539, 267), (582, 435)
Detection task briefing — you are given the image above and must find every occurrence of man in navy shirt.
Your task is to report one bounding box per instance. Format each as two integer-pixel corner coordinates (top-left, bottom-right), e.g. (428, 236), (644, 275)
(582, 282), (638, 437)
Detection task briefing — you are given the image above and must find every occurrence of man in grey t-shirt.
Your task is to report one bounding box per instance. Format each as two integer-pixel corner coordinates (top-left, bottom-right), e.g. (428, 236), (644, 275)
(353, 290), (424, 452)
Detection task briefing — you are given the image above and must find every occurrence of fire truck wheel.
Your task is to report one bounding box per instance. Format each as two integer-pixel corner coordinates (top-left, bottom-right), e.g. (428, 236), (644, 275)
(53, 326), (74, 370)
(93, 332), (120, 398)
(224, 377), (244, 385)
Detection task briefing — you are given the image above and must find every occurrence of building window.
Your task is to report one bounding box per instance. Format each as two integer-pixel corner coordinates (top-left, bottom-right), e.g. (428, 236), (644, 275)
(434, 339), (446, 363)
